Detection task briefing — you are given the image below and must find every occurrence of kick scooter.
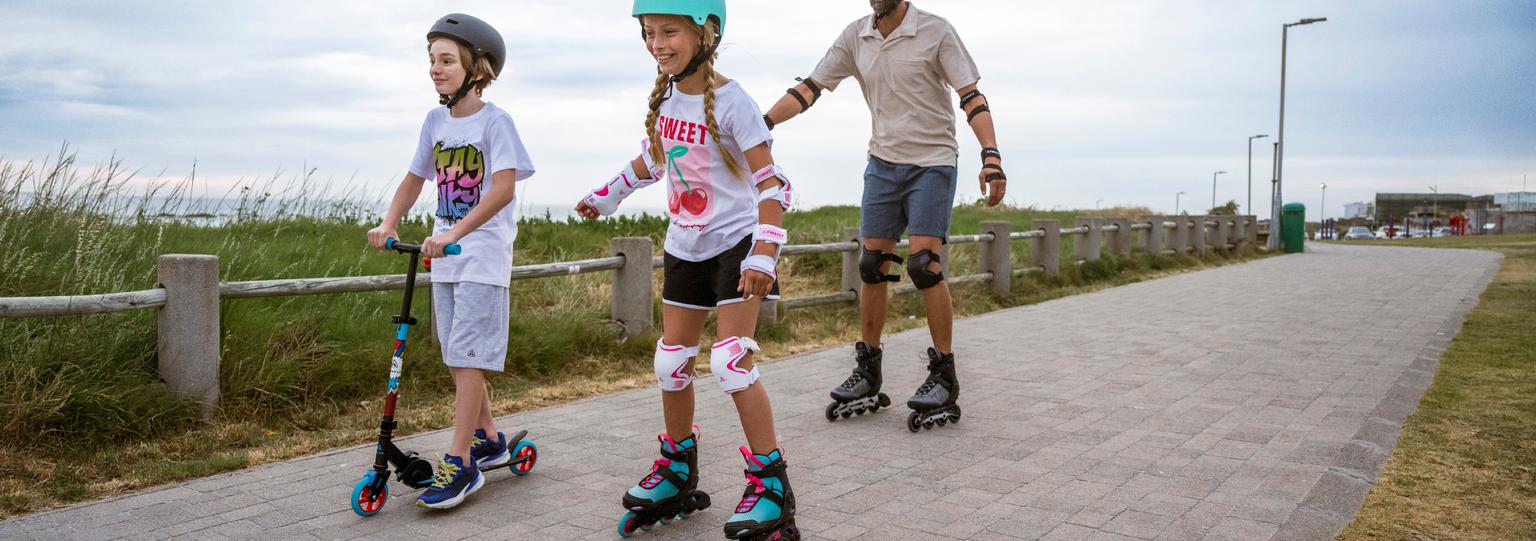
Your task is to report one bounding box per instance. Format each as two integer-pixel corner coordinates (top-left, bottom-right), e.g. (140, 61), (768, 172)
(350, 239), (539, 516)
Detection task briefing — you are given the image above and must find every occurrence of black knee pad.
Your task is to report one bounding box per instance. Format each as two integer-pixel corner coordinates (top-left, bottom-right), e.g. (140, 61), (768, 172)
(907, 249), (945, 289)
(859, 248), (903, 284)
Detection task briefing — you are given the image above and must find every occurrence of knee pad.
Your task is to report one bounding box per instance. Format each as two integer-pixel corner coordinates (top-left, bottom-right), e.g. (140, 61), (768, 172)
(654, 340), (700, 392)
(859, 248), (903, 284)
(907, 249), (945, 289)
(709, 336), (762, 394)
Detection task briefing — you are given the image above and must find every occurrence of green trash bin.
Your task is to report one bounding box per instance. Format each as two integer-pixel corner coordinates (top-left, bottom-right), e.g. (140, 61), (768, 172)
(1281, 202), (1306, 253)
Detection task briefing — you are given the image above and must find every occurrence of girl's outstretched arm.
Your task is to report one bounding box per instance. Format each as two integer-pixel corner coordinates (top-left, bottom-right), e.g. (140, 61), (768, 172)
(576, 141), (668, 219)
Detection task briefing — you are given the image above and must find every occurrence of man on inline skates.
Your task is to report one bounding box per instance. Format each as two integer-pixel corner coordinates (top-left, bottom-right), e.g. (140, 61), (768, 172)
(762, 0), (1008, 431)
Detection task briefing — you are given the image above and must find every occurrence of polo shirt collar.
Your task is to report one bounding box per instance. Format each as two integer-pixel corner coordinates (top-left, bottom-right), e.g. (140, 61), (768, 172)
(860, 2), (920, 40)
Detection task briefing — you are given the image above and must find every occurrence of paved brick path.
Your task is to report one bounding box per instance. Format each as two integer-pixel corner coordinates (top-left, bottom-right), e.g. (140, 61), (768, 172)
(2, 244), (1501, 540)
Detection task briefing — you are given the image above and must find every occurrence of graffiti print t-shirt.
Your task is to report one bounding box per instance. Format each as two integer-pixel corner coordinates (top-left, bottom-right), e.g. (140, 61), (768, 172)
(655, 80), (773, 262)
(408, 102), (536, 287)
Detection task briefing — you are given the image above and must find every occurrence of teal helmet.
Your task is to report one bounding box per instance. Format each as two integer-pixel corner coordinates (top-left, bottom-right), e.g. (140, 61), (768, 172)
(632, 0), (726, 37)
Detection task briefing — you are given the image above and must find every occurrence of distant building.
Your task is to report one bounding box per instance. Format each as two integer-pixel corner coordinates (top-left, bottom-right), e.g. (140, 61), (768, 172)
(1493, 192), (1536, 212)
(1342, 202), (1374, 219)
(1374, 193), (1471, 224)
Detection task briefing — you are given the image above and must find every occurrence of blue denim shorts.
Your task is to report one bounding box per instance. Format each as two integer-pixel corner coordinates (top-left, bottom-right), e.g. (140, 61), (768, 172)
(860, 156), (958, 240)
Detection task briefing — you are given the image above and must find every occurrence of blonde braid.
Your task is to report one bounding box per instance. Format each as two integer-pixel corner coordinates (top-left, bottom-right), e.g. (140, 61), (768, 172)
(644, 71), (670, 165)
(699, 23), (743, 179)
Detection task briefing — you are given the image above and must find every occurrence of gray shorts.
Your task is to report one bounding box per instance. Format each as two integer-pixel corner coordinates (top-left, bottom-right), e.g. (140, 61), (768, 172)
(860, 156), (958, 241)
(432, 281), (509, 372)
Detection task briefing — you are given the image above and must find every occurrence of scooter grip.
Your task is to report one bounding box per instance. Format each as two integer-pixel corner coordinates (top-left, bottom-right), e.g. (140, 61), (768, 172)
(444, 244), (462, 256)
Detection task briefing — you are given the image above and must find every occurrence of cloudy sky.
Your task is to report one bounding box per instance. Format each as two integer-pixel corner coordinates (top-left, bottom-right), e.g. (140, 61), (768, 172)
(2, 0), (1532, 221)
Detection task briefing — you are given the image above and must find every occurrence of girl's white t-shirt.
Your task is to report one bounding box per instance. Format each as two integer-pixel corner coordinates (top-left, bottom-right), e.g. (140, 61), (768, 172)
(408, 102), (536, 287)
(653, 80), (774, 262)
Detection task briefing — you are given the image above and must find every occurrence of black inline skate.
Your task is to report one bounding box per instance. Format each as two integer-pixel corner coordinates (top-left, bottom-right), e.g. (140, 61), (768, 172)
(825, 342), (891, 421)
(617, 429), (711, 537)
(906, 347), (961, 432)
(723, 446), (799, 541)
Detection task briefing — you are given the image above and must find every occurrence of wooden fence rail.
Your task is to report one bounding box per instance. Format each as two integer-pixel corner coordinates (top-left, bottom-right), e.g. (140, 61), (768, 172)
(0, 215), (1262, 415)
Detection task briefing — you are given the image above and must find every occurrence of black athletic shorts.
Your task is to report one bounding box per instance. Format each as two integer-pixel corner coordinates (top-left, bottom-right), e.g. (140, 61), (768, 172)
(662, 234), (781, 310)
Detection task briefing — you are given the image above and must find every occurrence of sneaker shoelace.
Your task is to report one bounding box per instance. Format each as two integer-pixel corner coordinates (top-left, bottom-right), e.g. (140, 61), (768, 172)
(430, 460), (462, 489)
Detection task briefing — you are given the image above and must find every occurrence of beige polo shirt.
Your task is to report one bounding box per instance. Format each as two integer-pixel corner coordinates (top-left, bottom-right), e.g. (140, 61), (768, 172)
(810, 3), (980, 168)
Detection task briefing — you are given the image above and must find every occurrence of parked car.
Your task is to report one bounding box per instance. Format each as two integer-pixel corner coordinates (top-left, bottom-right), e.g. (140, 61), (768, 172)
(1432, 226), (1454, 238)
(1375, 226), (1403, 239)
(1343, 226), (1375, 240)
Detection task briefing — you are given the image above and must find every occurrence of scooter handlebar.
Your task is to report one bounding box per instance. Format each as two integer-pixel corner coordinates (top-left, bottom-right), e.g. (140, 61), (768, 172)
(385, 238), (461, 255)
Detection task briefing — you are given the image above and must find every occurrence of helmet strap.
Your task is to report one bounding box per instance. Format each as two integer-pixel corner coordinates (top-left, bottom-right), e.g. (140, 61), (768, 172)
(651, 31), (719, 111)
(440, 54), (480, 109)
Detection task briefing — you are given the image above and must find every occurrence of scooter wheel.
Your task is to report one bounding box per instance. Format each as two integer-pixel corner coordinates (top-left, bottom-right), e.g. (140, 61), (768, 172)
(351, 471), (388, 517)
(511, 440), (538, 477)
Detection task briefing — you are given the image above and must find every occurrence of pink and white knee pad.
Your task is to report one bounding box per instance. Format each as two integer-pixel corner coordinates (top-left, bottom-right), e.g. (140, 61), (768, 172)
(653, 339), (700, 392)
(710, 336), (761, 394)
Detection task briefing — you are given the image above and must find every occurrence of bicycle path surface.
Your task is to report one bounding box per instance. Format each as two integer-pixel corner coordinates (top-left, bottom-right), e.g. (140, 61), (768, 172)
(1, 243), (1501, 540)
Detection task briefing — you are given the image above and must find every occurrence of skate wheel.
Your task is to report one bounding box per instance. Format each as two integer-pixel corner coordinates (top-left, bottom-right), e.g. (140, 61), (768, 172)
(923, 420), (935, 429)
(689, 490), (712, 511)
(618, 512), (642, 537)
(825, 402), (838, 422)
(840, 410), (852, 419)
(878, 393), (891, 407)
(937, 418), (948, 426)
(350, 471), (388, 517)
(907, 411), (922, 433)
(660, 515), (673, 525)
(511, 440), (538, 476)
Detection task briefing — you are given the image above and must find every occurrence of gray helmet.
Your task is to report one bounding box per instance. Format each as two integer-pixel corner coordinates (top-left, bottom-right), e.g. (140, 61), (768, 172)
(427, 13), (506, 78)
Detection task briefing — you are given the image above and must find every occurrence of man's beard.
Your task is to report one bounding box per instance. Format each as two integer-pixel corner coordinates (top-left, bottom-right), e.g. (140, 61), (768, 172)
(871, 0), (900, 18)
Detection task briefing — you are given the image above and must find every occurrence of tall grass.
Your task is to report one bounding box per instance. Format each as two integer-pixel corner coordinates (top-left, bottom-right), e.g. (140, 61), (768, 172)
(0, 149), (1229, 515)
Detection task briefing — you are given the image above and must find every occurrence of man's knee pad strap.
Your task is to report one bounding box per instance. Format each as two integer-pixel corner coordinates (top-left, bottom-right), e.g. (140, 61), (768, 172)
(654, 340), (700, 392)
(859, 248), (903, 284)
(710, 336), (762, 394)
(907, 249), (945, 289)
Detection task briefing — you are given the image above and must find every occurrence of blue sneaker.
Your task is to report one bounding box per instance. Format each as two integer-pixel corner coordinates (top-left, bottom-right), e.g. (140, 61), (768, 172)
(723, 446), (798, 540)
(416, 454), (484, 510)
(471, 429), (511, 470)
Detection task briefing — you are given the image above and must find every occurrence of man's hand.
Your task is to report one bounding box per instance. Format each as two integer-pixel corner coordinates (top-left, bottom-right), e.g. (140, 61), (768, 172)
(979, 162), (1006, 207)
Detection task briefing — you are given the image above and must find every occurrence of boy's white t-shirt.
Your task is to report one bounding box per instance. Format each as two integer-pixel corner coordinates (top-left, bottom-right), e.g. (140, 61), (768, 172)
(653, 80), (774, 262)
(408, 102), (536, 287)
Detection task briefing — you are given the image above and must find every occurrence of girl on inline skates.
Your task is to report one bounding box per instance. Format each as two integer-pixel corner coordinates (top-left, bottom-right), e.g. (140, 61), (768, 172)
(575, 2), (798, 538)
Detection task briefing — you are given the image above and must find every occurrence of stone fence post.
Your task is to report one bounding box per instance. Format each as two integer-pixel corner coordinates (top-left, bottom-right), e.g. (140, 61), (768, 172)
(978, 221), (1012, 294)
(1108, 217), (1133, 257)
(1217, 217), (1232, 252)
(1190, 215), (1208, 255)
(1142, 215), (1165, 254)
(1075, 217), (1102, 262)
(157, 254), (221, 418)
(1032, 219), (1060, 274)
(1171, 216), (1189, 255)
(611, 237), (654, 336)
(840, 227), (862, 303)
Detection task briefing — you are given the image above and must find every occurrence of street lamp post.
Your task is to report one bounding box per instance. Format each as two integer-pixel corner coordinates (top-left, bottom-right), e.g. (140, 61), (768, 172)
(1320, 183), (1327, 237)
(1429, 185), (1439, 230)
(1096, 198), (1104, 209)
(1248, 134), (1269, 215)
(1211, 170), (1228, 212)
(1271, 16), (1327, 250)
(1176, 191), (1186, 215)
